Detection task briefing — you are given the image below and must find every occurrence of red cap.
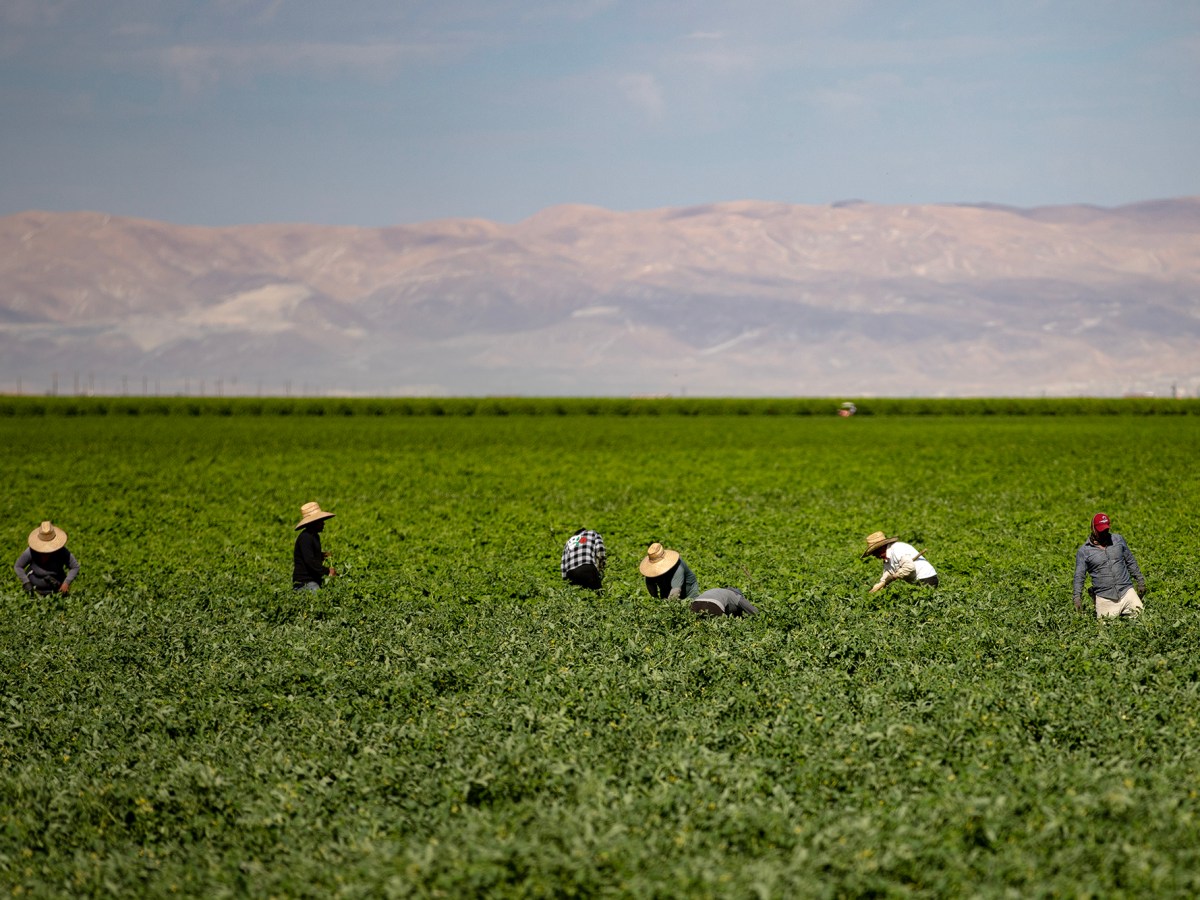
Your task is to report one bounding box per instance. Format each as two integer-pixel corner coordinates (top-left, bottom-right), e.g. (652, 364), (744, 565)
(1092, 513), (1110, 532)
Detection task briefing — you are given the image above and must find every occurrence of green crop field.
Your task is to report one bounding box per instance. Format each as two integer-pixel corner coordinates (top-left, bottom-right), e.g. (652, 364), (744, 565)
(2, 403), (1199, 897)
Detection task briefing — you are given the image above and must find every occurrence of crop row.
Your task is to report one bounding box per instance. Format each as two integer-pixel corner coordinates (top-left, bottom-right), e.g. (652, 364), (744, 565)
(2, 413), (1199, 896)
(1, 395), (1197, 418)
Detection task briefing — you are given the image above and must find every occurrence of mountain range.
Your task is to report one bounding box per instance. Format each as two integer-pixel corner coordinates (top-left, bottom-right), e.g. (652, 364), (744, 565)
(2, 198), (1199, 397)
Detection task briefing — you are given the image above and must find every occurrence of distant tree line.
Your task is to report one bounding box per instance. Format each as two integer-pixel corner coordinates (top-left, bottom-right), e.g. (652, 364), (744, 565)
(1, 396), (1198, 417)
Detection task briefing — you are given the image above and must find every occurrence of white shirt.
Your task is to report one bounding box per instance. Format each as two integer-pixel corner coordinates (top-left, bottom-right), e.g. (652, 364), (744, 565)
(883, 541), (937, 582)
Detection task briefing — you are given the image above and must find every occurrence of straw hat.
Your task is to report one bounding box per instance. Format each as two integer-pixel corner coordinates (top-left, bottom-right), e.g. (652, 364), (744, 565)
(28, 521), (68, 552)
(294, 501), (336, 530)
(861, 531), (900, 558)
(640, 542), (680, 577)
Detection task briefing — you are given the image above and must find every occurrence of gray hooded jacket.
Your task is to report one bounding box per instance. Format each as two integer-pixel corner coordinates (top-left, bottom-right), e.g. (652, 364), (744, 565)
(1073, 533), (1143, 600)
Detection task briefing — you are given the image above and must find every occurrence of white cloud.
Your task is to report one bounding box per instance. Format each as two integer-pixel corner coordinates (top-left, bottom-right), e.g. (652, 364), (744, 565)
(0, 0), (71, 28)
(110, 21), (166, 39)
(808, 85), (871, 113)
(136, 38), (464, 91)
(674, 40), (758, 76)
(208, 0), (286, 24)
(618, 72), (665, 120)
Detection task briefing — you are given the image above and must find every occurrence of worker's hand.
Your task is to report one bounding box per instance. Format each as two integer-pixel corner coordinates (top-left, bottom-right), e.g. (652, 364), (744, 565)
(869, 581), (885, 594)
(1073, 595), (1084, 614)
(23, 583), (34, 595)
(1136, 581), (1146, 597)
(322, 551), (332, 559)
(58, 583), (70, 595)
(327, 567), (338, 578)
(668, 588), (681, 600)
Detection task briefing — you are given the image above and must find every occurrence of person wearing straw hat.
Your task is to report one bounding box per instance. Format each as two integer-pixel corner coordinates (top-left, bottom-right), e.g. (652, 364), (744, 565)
(561, 528), (606, 590)
(640, 542), (699, 600)
(1073, 512), (1145, 618)
(862, 531), (938, 593)
(690, 587), (758, 618)
(293, 501), (337, 591)
(14, 521), (80, 595)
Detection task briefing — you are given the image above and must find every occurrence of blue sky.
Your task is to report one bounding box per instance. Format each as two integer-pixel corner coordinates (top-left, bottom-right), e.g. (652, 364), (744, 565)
(1, 0), (1196, 226)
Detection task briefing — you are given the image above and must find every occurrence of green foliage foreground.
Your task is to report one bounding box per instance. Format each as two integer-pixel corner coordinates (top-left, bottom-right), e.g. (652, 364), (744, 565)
(1, 414), (1199, 897)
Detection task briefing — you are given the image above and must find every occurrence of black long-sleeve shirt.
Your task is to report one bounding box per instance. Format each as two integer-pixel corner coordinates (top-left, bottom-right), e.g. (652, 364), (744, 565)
(293, 530), (329, 586)
(14, 547), (80, 593)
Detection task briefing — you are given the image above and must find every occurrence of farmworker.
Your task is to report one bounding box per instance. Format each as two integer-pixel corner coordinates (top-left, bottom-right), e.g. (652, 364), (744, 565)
(640, 542), (699, 600)
(862, 531), (938, 592)
(293, 501), (337, 591)
(1073, 512), (1145, 619)
(14, 520), (79, 596)
(690, 587), (758, 618)
(561, 528), (606, 590)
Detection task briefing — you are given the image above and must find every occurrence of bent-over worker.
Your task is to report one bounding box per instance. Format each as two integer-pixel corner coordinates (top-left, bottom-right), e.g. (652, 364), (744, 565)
(561, 528), (606, 590)
(690, 587), (758, 618)
(862, 531), (938, 592)
(640, 542), (699, 600)
(14, 520), (79, 595)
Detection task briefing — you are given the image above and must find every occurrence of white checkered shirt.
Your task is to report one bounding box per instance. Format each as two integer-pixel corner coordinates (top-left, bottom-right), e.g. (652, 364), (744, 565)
(561, 529), (606, 577)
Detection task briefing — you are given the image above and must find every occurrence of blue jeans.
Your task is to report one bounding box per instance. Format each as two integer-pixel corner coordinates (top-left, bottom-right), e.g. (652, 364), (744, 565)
(293, 581), (320, 592)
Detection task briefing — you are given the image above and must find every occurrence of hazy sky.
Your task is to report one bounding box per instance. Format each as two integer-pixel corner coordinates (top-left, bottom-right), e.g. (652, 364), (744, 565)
(1, 0), (1197, 226)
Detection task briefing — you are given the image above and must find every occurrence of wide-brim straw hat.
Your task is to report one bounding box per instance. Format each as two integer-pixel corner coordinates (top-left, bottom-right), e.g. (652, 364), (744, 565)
(295, 501), (336, 530)
(861, 531), (900, 558)
(640, 542), (680, 577)
(28, 520), (67, 552)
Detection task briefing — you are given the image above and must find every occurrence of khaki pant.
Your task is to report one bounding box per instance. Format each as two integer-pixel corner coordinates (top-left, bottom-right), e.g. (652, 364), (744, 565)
(1095, 586), (1143, 619)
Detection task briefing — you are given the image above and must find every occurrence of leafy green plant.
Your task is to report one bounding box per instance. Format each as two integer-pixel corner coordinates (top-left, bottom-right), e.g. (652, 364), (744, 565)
(1, 412), (1197, 895)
